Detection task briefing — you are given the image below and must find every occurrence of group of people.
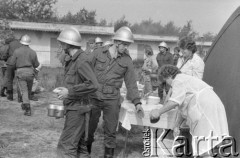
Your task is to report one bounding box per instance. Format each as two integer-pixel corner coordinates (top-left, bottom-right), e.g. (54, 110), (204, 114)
(0, 26), (229, 158)
(145, 37), (228, 157)
(56, 27), (229, 158)
(0, 35), (41, 116)
(55, 26), (144, 158)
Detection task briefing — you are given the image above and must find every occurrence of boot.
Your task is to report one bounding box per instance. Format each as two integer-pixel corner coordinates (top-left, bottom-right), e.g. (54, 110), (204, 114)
(104, 147), (114, 158)
(24, 104), (31, 116)
(18, 95), (23, 103)
(7, 90), (13, 101)
(0, 87), (6, 97)
(87, 144), (92, 154)
(21, 103), (26, 111)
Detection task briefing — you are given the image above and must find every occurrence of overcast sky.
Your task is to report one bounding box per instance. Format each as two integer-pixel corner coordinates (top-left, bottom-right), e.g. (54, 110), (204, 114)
(56, 0), (240, 35)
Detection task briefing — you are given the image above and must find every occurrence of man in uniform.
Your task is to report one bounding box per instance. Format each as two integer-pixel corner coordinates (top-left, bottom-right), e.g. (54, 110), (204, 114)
(87, 26), (144, 158)
(173, 46), (181, 66)
(85, 38), (96, 56)
(5, 36), (22, 101)
(55, 28), (99, 158)
(0, 39), (9, 97)
(9, 35), (40, 116)
(156, 41), (173, 103)
(95, 37), (103, 48)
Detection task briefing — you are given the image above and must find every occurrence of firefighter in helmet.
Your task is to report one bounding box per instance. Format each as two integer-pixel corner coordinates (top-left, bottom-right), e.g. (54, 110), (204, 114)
(55, 27), (98, 158)
(9, 35), (40, 116)
(156, 41), (173, 103)
(87, 26), (144, 158)
(95, 37), (103, 48)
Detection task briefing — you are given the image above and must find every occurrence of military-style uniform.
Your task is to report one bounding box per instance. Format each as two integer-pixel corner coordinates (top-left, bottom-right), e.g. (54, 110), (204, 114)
(10, 45), (39, 107)
(57, 50), (98, 158)
(87, 46), (141, 149)
(5, 39), (22, 100)
(84, 46), (97, 61)
(0, 44), (9, 96)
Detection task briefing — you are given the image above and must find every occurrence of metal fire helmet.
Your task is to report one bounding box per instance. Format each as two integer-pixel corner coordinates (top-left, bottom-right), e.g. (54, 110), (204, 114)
(95, 37), (103, 43)
(20, 35), (31, 45)
(158, 41), (168, 49)
(112, 26), (134, 43)
(103, 41), (113, 47)
(57, 28), (82, 47)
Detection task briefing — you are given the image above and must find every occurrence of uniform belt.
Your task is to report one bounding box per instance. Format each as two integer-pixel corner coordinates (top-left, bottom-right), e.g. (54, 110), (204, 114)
(17, 66), (32, 69)
(98, 84), (117, 93)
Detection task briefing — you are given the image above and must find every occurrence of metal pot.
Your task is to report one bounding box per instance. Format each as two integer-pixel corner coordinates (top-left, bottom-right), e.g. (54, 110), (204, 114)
(147, 96), (160, 105)
(48, 104), (57, 117)
(55, 105), (65, 118)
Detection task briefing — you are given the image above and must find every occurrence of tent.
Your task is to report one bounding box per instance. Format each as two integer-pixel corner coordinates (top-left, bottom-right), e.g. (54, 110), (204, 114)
(203, 6), (240, 157)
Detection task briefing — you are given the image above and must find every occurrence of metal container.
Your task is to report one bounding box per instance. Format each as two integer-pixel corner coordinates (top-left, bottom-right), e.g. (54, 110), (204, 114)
(55, 105), (65, 118)
(147, 96), (160, 105)
(48, 104), (57, 117)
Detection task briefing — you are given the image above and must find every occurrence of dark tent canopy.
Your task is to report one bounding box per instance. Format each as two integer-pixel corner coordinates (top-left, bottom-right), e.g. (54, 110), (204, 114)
(204, 6), (240, 157)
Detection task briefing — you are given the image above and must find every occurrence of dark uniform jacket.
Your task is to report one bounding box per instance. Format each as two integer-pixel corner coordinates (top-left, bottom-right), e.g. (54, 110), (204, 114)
(0, 45), (9, 67)
(10, 45), (40, 69)
(156, 51), (173, 68)
(6, 40), (22, 65)
(91, 46), (141, 105)
(85, 46), (97, 61)
(63, 49), (98, 110)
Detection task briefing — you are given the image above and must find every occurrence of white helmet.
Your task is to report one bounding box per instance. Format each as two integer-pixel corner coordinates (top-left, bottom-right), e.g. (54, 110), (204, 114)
(158, 42), (168, 49)
(95, 37), (103, 44)
(57, 28), (82, 47)
(112, 26), (134, 43)
(103, 41), (113, 47)
(20, 35), (31, 45)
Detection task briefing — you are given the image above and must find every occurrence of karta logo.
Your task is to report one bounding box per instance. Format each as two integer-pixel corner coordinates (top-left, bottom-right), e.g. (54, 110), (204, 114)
(142, 129), (239, 157)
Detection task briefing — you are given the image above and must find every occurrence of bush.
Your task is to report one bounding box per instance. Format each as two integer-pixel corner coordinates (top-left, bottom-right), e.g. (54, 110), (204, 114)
(38, 66), (64, 91)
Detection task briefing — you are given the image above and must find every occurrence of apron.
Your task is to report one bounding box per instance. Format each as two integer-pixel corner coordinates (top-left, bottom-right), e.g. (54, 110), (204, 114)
(186, 86), (228, 156)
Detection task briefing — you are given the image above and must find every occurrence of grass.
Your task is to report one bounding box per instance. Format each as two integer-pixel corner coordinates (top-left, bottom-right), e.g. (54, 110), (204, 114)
(0, 92), (148, 158)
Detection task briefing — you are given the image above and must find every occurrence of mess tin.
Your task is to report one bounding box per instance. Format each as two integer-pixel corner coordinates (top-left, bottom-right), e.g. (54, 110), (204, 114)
(55, 105), (65, 118)
(47, 104), (65, 118)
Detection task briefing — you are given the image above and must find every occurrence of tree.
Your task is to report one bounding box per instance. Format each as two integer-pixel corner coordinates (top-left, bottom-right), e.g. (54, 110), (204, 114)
(163, 21), (181, 36)
(114, 16), (131, 32)
(0, 0), (58, 22)
(131, 19), (181, 36)
(0, 19), (14, 41)
(179, 20), (198, 39)
(98, 19), (108, 26)
(59, 8), (97, 25)
(199, 32), (216, 42)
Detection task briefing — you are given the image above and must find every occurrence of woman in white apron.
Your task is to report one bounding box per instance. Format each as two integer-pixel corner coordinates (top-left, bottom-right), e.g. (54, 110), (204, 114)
(150, 65), (229, 157)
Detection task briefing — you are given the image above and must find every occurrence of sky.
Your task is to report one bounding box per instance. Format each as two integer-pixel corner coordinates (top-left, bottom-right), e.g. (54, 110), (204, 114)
(56, 0), (240, 35)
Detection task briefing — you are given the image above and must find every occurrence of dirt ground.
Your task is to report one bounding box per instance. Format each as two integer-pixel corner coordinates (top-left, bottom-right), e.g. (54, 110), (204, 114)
(0, 91), (158, 158)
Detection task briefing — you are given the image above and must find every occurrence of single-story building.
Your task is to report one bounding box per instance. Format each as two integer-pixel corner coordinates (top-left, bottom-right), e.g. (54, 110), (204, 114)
(6, 20), (212, 67)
